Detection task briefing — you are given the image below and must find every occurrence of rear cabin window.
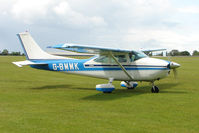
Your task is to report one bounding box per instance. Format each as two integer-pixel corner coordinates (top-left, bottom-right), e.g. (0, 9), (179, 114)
(94, 55), (109, 63)
(112, 55), (127, 63)
(95, 55), (127, 63)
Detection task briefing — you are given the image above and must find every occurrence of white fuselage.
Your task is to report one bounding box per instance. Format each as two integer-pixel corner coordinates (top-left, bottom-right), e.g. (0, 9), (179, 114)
(62, 57), (170, 81)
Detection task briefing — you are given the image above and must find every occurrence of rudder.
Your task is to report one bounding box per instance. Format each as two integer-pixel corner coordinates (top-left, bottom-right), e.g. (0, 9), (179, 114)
(17, 32), (67, 60)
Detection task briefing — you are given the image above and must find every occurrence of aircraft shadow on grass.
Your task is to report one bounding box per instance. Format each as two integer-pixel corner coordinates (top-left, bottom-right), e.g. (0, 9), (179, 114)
(30, 82), (187, 101)
(31, 84), (94, 90)
(3, 79), (33, 83)
(81, 83), (187, 101)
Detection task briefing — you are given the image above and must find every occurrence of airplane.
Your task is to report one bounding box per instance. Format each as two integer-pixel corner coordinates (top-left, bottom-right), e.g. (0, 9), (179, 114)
(13, 32), (180, 93)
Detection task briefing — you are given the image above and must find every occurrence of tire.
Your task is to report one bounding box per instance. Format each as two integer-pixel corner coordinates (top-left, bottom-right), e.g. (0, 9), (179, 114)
(103, 91), (112, 93)
(127, 87), (134, 89)
(151, 87), (155, 93)
(154, 86), (159, 93)
(151, 86), (159, 93)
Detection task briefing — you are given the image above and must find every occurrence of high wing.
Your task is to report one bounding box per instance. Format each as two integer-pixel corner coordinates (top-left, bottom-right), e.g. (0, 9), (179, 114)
(48, 43), (166, 55)
(142, 49), (167, 56)
(48, 43), (133, 54)
(142, 49), (167, 53)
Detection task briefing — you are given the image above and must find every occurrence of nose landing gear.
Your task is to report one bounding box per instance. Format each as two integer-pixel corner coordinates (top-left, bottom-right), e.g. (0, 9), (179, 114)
(151, 82), (159, 93)
(151, 86), (159, 93)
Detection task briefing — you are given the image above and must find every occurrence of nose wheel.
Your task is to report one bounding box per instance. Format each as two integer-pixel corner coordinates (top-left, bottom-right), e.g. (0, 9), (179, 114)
(151, 86), (159, 93)
(151, 82), (159, 93)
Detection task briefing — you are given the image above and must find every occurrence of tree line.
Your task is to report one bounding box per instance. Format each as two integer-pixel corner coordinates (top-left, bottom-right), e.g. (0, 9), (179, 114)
(0, 49), (24, 56)
(0, 49), (199, 56)
(168, 50), (197, 56)
(146, 49), (199, 56)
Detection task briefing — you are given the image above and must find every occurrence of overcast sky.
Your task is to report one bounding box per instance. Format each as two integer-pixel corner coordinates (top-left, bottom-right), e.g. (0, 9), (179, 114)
(0, 0), (199, 53)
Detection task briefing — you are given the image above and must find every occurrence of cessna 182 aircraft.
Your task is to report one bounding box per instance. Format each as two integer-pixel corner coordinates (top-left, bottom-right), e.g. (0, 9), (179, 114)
(13, 32), (180, 93)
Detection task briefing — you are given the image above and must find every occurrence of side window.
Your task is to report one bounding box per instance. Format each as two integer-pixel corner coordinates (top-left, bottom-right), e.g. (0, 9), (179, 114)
(129, 53), (135, 62)
(110, 55), (127, 63)
(115, 55), (127, 62)
(94, 55), (109, 63)
(94, 54), (129, 63)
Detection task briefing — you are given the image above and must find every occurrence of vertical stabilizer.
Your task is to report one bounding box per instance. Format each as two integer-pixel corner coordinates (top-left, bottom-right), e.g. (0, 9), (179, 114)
(17, 32), (67, 60)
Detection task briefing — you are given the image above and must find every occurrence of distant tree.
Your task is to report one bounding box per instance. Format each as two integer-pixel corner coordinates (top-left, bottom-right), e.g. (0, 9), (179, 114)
(169, 50), (180, 56)
(192, 50), (199, 56)
(180, 51), (190, 56)
(10, 51), (21, 56)
(1, 49), (9, 55)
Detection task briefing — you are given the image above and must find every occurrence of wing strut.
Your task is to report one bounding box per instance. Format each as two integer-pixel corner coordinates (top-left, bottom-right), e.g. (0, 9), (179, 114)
(109, 52), (134, 81)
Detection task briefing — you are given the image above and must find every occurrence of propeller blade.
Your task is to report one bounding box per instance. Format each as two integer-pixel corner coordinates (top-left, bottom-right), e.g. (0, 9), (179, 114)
(173, 68), (178, 79)
(167, 61), (180, 79)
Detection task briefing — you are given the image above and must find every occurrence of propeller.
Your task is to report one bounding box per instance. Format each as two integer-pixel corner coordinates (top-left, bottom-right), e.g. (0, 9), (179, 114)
(166, 51), (180, 79)
(167, 62), (180, 79)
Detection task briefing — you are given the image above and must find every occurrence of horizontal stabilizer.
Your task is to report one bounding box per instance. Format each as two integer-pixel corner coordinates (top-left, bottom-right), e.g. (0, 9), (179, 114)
(12, 60), (47, 67)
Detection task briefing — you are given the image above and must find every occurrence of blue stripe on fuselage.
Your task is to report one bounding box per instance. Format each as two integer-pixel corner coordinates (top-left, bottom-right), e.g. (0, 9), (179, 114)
(29, 58), (169, 71)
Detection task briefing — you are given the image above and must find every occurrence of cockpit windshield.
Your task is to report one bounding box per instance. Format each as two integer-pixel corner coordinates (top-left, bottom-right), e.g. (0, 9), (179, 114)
(130, 51), (147, 61)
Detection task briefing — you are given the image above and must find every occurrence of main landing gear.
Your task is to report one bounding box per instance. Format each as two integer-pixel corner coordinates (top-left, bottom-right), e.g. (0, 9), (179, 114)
(96, 78), (115, 93)
(151, 82), (159, 93)
(120, 81), (138, 89)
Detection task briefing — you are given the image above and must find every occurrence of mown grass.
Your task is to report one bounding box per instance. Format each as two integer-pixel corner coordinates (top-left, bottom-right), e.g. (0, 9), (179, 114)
(0, 56), (199, 133)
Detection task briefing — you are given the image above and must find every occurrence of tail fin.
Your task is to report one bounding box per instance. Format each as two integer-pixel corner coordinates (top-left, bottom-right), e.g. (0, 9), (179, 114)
(17, 32), (67, 60)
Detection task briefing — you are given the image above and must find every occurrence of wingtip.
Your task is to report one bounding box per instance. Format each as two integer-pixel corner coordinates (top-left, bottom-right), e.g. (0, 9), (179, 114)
(17, 31), (29, 36)
(47, 43), (65, 49)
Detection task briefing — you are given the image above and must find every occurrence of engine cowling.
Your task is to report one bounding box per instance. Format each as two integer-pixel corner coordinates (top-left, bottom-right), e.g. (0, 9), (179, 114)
(120, 81), (138, 89)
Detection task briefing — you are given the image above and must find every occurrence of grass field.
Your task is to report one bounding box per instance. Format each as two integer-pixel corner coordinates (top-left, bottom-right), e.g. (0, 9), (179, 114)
(0, 56), (199, 133)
